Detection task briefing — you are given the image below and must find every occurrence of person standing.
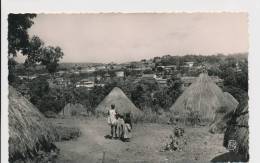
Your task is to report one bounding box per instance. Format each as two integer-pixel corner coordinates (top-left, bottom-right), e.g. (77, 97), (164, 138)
(123, 112), (132, 142)
(116, 114), (125, 139)
(107, 104), (117, 139)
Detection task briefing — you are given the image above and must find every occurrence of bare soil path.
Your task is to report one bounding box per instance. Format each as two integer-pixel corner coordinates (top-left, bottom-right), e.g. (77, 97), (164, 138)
(54, 118), (229, 163)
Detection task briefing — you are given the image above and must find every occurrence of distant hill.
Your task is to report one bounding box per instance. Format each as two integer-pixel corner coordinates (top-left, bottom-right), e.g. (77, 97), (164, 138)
(59, 62), (103, 69)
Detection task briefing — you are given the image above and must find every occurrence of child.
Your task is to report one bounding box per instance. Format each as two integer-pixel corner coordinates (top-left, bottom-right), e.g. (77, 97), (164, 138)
(108, 104), (117, 139)
(123, 113), (132, 142)
(116, 114), (125, 139)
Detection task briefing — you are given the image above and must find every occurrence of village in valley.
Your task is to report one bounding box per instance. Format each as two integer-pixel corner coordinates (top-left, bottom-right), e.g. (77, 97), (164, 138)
(15, 53), (243, 96)
(8, 14), (249, 163)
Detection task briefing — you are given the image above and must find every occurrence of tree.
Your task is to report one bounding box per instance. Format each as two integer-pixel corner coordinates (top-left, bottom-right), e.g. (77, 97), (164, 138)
(8, 14), (37, 56)
(28, 77), (69, 113)
(166, 77), (183, 104)
(25, 36), (45, 63)
(8, 58), (18, 83)
(28, 76), (50, 106)
(131, 85), (145, 109)
(219, 57), (248, 92)
(41, 46), (64, 74)
(8, 14), (36, 84)
(8, 14), (64, 84)
(153, 88), (172, 110)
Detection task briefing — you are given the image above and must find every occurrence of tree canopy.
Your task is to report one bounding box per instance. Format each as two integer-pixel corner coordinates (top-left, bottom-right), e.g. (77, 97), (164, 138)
(8, 14), (37, 56)
(8, 14), (64, 83)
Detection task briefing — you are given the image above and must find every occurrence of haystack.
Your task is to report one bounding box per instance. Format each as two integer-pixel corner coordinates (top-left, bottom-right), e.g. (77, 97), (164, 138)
(95, 87), (142, 117)
(60, 103), (88, 117)
(170, 73), (238, 126)
(9, 86), (56, 162)
(224, 102), (249, 161)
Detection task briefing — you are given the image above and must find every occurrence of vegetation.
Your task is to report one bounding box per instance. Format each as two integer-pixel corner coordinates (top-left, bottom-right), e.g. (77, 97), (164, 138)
(8, 14), (248, 121)
(28, 77), (65, 114)
(12, 54), (248, 120)
(8, 14), (64, 84)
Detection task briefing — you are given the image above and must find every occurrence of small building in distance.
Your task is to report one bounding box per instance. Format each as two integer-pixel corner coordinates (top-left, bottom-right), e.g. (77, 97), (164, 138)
(115, 71), (125, 78)
(184, 61), (194, 68)
(164, 65), (177, 70)
(141, 73), (157, 84)
(96, 65), (107, 70)
(142, 73), (156, 79)
(48, 77), (72, 88)
(18, 75), (38, 80)
(76, 79), (95, 90)
(55, 77), (72, 87)
(80, 67), (96, 73)
(104, 72), (111, 80)
(156, 78), (168, 88)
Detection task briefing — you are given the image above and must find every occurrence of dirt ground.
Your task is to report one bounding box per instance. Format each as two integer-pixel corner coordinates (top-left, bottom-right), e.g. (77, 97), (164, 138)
(52, 118), (230, 163)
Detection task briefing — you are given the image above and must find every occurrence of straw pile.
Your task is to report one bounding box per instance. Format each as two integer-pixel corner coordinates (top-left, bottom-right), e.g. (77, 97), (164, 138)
(170, 73), (238, 126)
(60, 103), (88, 117)
(9, 86), (56, 162)
(223, 101), (249, 161)
(95, 87), (142, 118)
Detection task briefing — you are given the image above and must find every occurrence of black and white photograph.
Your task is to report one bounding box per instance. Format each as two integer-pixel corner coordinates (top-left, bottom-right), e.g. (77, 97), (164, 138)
(7, 13), (249, 163)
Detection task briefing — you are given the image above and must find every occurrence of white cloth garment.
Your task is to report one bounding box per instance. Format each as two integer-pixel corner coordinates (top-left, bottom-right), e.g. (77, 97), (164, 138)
(108, 109), (117, 125)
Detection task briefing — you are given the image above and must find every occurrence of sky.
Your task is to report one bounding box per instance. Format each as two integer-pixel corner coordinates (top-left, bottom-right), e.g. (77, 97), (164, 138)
(17, 13), (249, 63)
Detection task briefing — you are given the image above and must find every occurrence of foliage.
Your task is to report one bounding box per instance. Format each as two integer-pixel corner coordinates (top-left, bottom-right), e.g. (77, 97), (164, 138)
(41, 46), (64, 74)
(24, 36), (45, 64)
(28, 77), (66, 113)
(8, 58), (18, 83)
(8, 14), (37, 56)
(8, 14), (36, 84)
(8, 14), (64, 84)
(153, 77), (182, 111)
(223, 86), (248, 104)
(219, 57), (248, 91)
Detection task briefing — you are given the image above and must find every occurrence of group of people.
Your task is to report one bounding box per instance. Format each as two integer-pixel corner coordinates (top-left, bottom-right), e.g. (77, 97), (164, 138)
(107, 104), (132, 142)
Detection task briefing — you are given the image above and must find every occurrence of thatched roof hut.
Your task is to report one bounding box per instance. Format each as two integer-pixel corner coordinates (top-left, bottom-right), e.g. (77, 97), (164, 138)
(9, 86), (56, 162)
(223, 101), (249, 161)
(209, 92), (239, 133)
(95, 87), (142, 117)
(60, 103), (88, 117)
(170, 73), (238, 126)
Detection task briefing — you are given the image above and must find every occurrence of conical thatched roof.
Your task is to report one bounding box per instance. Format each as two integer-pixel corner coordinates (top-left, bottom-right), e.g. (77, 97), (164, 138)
(224, 92), (239, 108)
(224, 102), (249, 161)
(96, 87), (142, 117)
(170, 73), (238, 124)
(9, 86), (56, 162)
(209, 92), (239, 133)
